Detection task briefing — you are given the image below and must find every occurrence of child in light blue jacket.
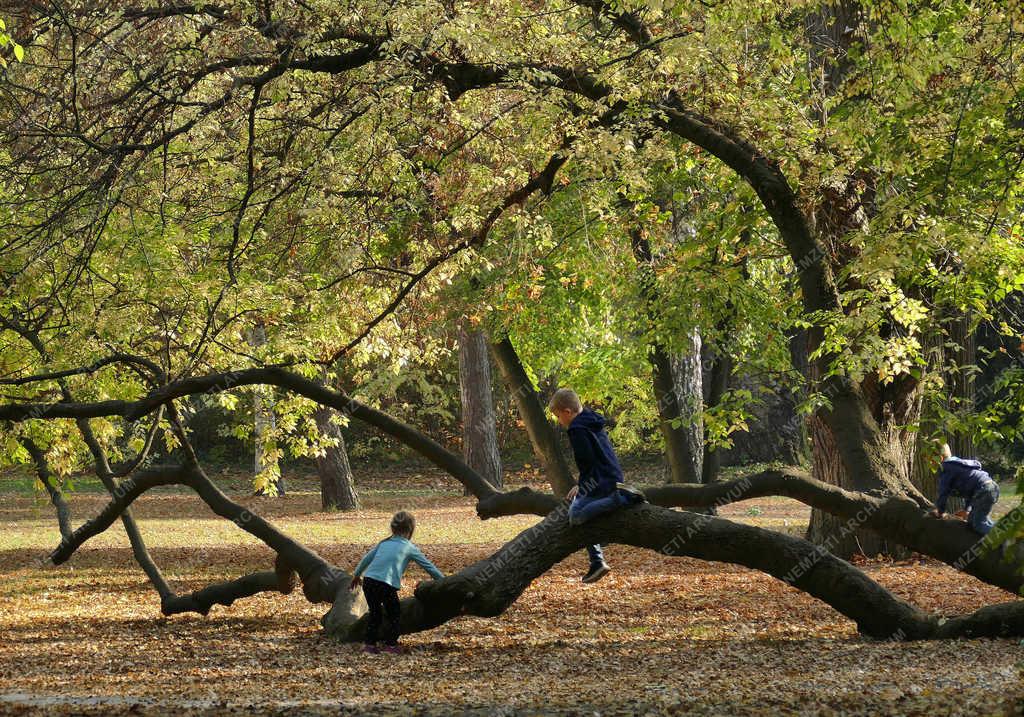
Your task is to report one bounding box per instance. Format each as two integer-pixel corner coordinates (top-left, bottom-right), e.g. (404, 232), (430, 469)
(350, 511), (443, 653)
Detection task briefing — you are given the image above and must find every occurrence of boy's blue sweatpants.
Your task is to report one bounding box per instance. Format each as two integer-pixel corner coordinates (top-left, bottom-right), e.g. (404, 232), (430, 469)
(569, 490), (632, 566)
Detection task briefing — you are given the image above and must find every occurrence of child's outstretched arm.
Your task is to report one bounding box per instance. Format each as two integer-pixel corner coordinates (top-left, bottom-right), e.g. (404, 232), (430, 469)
(409, 544), (444, 580)
(351, 544), (379, 588)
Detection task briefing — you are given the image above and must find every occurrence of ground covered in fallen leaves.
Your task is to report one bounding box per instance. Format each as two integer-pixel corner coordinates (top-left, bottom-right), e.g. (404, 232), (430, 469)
(0, 467), (1022, 716)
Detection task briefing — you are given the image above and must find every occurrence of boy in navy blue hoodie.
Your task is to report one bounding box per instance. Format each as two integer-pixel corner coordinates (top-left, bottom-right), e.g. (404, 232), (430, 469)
(930, 443), (1000, 535)
(549, 388), (645, 583)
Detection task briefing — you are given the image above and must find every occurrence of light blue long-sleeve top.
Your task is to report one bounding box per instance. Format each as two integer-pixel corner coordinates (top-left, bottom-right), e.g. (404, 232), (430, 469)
(354, 535), (444, 589)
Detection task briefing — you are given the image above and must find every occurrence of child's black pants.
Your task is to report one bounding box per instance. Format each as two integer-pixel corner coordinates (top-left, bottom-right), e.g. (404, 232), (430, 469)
(362, 576), (400, 646)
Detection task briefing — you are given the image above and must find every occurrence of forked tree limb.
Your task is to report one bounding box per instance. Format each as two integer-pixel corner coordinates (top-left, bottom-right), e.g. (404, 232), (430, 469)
(331, 503), (1024, 643)
(49, 464), (197, 565)
(476, 469), (1024, 594)
(47, 460), (312, 617)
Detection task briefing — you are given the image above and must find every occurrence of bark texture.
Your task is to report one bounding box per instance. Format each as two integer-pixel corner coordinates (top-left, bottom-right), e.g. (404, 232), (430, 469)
(329, 502), (1024, 643)
(313, 404), (359, 511)
(458, 322), (503, 489)
(671, 330), (705, 480)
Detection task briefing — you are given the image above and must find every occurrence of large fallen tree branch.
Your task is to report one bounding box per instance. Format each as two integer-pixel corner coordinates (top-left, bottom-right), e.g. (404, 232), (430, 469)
(161, 571), (288, 616)
(476, 469), (1024, 595)
(327, 503), (1024, 642)
(6, 368), (1021, 594)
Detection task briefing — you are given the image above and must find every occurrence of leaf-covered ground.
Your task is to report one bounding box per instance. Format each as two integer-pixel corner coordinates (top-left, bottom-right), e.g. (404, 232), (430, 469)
(1, 469), (1022, 716)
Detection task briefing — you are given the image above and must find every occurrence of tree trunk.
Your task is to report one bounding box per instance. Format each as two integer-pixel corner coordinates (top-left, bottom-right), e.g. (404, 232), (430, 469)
(22, 437), (72, 539)
(671, 331), (705, 480)
(805, 365), (926, 558)
(490, 336), (574, 496)
(458, 321), (502, 492)
(650, 345), (701, 483)
(701, 346), (733, 484)
(805, 416), (903, 557)
(313, 404), (359, 511)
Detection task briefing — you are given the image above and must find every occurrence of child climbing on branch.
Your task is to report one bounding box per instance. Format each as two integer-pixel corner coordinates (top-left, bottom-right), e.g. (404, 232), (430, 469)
(548, 388), (646, 583)
(351, 511), (444, 653)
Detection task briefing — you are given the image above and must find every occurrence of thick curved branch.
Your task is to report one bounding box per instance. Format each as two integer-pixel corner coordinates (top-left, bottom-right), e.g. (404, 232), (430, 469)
(476, 468), (1024, 595)
(0, 367), (496, 496)
(330, 503), (1024, 643)
(141, 368), (498, 498)
(49, 464), (196, 565)
(0, 398), (133, 422)
(161, 571), (284, 616)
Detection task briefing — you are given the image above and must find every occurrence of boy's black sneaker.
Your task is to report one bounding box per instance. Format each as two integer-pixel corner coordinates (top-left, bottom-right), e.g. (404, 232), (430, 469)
(618, 484), (647, 504)
(582, 562), (611, 584)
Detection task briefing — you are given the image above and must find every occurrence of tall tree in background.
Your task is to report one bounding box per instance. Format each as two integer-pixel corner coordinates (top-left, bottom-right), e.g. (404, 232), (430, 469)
(458, 321), (502, 490)
(631, 225), (701, 483)
(313, 370), (359, 511)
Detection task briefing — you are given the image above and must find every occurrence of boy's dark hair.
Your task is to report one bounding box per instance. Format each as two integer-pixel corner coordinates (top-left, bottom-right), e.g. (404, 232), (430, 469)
(391, 510), (416, 538)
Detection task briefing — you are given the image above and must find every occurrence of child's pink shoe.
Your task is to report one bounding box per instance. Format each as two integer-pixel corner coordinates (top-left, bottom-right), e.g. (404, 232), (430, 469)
(362, 644), (379, 654)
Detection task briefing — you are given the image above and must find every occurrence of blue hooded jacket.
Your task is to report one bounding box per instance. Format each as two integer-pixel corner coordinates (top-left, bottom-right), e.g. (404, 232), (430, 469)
(936, 457), (992, 513)
(567, 408), (624, 498)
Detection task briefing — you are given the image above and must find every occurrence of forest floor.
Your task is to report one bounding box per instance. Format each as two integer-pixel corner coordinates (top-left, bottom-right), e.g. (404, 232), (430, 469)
(0, 463), (1022, 716)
